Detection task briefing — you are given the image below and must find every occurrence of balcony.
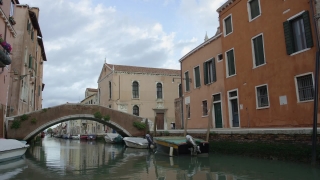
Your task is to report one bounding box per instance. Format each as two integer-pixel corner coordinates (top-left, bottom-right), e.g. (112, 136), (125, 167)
(0, 48), (11, 67)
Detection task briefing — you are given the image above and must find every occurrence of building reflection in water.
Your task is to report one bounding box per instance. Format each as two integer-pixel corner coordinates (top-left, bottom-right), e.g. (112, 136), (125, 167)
(25, 138), (320, 180)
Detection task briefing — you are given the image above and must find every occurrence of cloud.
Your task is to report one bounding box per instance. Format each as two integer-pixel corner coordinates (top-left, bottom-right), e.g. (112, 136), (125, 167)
(20, 0), (224, 107)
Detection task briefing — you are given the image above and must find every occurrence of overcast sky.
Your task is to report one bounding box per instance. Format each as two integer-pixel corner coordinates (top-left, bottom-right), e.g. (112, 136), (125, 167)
(21, 0), (225, 108)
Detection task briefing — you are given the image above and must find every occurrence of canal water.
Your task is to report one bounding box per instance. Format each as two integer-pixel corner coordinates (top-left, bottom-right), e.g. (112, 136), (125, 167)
(1, 136), (320, 180)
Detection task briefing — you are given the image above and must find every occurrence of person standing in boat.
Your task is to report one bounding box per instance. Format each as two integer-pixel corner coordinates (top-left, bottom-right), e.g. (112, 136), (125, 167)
(145, 132), (155, 149)
(186, 133), (201, 154)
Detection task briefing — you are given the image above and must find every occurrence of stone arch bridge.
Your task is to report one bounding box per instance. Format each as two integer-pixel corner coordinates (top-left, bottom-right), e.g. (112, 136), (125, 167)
(5, 103), (148, 141)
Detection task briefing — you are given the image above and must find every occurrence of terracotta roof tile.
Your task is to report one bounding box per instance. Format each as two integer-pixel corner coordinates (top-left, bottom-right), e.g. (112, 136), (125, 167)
(106, 63), (180, 76)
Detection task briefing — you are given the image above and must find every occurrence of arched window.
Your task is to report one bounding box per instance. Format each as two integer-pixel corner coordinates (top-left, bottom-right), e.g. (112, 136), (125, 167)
(133, 105), (139, 116)
(157, 83), (162, 99)
(132, 81), (139, 98)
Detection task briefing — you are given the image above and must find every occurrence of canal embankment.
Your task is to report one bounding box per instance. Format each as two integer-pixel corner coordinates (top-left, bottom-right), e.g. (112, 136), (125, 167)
(153, 128), (320, 164)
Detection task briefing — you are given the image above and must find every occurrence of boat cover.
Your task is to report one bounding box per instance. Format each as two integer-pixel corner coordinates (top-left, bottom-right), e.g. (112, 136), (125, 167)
(0, 139), (29, 152)
(154, 136), (207, 145)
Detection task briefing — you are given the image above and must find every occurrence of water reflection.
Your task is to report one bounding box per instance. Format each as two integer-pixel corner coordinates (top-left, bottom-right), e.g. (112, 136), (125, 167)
(0, 158), (27, 180)
(2, 136), (319, 180)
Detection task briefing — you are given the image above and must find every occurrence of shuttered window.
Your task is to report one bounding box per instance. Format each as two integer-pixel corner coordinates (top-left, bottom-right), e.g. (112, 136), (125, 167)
(194, 66), (201, 88)
(185, 71), (190, 92)
(203, 58), (216, 85)
(249, 0), (260, 20)
(28, 54), (32, 68)
(202, 100), (208, 116)
(296, 74), (314, 102)
(252, 34), (265, 67)
(224, 15), (233, 35)
(283, 11), (313, 55)
(226, 49), (236, 76)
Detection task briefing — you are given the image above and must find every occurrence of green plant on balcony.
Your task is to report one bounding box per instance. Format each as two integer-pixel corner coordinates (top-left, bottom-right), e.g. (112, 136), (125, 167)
(10, 120), (21, 129)
(31, 118), (37, 124)
(133, 121), (146, 130)
(9, 16), (16, 25)
(20, 114), (29, 121)
(94, 111), (102, 119)
(103, 115), (110, 121)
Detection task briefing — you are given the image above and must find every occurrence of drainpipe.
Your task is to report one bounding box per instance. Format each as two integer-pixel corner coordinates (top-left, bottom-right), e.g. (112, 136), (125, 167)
(310, 0), (320, 166)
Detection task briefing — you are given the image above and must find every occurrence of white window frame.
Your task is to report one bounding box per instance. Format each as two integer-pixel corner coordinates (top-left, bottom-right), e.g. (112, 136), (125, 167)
(212, 92), (224, 128)
(255, 84), (270, 109)
(294, 72), (314, 103)
(193, 65), (201, 89)
(225, 48), (236, 78)
(223, 14), (233, 37)
(227, 88), (240, 128)
(217, 53), (223, 62)
(202, 99), (208, 117)
(251, 33), (266, 68)
(247, 0), (262, 22)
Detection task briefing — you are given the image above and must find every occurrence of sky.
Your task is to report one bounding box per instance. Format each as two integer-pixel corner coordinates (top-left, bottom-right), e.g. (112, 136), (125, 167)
(21, 0), (225, 108)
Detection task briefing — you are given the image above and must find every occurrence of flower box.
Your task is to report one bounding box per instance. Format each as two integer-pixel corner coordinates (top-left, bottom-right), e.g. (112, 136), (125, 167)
(0, 49), (11, 66)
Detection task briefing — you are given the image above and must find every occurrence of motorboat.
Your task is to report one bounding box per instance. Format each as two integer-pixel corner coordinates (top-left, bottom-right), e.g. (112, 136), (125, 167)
(87, 134), (96, 140)
(123, 137), (149, 149)
(104, 133), (123, 144)
(0, 139), (30, 163)
(70, 134), (80, 140)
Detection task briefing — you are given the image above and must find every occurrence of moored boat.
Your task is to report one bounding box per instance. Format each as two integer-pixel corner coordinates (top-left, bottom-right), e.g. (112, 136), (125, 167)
(87, 134), (96, 140)
(80, 135), (88, 140)
(70, 134), (80, 140)
(123, 137), (149, 149)
(104, 133), (123, 144)
(153, 136), (209, 156)
(0, 139), (30, 163)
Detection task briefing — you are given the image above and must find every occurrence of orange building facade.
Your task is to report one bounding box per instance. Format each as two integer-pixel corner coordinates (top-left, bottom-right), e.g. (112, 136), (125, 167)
(218, 0), (319, 128)
(180, 0), (320, 129)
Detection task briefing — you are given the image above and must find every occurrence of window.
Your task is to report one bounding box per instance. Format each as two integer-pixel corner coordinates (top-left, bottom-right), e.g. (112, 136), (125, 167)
(223, 15), (233, 36)
(252, 34), (265, 67)
(295, 74), (314, 102)
(217, 54), (223, 62)
(283, 11), (313, 55)
(109, 81), (112, 99)
(31, 30), (34, 41)
(194, 66), (201, 88)
(202, 100), (208, 116)
(132, 81), (139, 98)
(133, 105), (139, 116)
(9, 0), (14, 17)
(256, 84), (269, 108)
(185, 71), (190, 92)
(186, 104), (190, 119)
(156, 83), (162, 99)
(203, 58), (216, 85)
(27, 20), (31, 34)
(248, 0), (261, 21)
(226, 49), (236, 77)
(28, 54), (32, 68)
(179, 84), (182, 97)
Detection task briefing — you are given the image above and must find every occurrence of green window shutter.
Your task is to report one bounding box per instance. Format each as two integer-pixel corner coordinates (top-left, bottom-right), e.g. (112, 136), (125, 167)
(253, 35), (265, 66)
(28, 55), (32, 68)
(283, 21), (294, 55)
(227, 50), (235, 76)
(195, 67), (201, 87)
(185, 72), (190, 91)
(302, 11), (313, 48)
(203, 62), (208, 85)
(212, 58), (217, 82)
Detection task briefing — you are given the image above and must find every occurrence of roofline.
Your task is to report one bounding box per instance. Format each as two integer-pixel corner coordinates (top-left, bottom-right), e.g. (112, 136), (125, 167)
(29, 10), (42, 37)
(80, 93), (97, 103)
(216, 0), (235, 13)
(179, 33), (222, 63)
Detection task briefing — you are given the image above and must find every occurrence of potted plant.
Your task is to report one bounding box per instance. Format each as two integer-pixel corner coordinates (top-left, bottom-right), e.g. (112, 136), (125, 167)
(9, 16), (16, 25)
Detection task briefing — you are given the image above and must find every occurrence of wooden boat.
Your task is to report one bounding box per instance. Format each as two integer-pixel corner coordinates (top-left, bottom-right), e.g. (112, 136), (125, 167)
(80, 135), (88, 140)
(0, 139), (30, 163)
(153, 136), (209, 156)
(123, 137), (149, 149)
(104, 133), (123, 144)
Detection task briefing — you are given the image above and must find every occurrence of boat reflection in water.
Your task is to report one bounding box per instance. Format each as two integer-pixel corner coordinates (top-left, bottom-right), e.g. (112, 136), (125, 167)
(0, 158), (27, 180)
(22, 137), (320, 180)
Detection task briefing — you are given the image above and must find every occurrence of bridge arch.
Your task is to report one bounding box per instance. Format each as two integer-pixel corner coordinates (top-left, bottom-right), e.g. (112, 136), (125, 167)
(5, 103), (147, 141)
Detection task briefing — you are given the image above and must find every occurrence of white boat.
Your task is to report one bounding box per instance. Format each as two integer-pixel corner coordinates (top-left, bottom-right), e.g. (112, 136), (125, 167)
(123, 137), (149, 149)
(71, 134), (80, 140)
(0, 139), (29, 163)
(104, 133), (123, 144)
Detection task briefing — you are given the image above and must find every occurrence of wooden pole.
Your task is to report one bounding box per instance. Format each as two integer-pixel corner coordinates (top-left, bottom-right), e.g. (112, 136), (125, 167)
(153, 116), (157, 137)
(206, 96), (214, 142)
